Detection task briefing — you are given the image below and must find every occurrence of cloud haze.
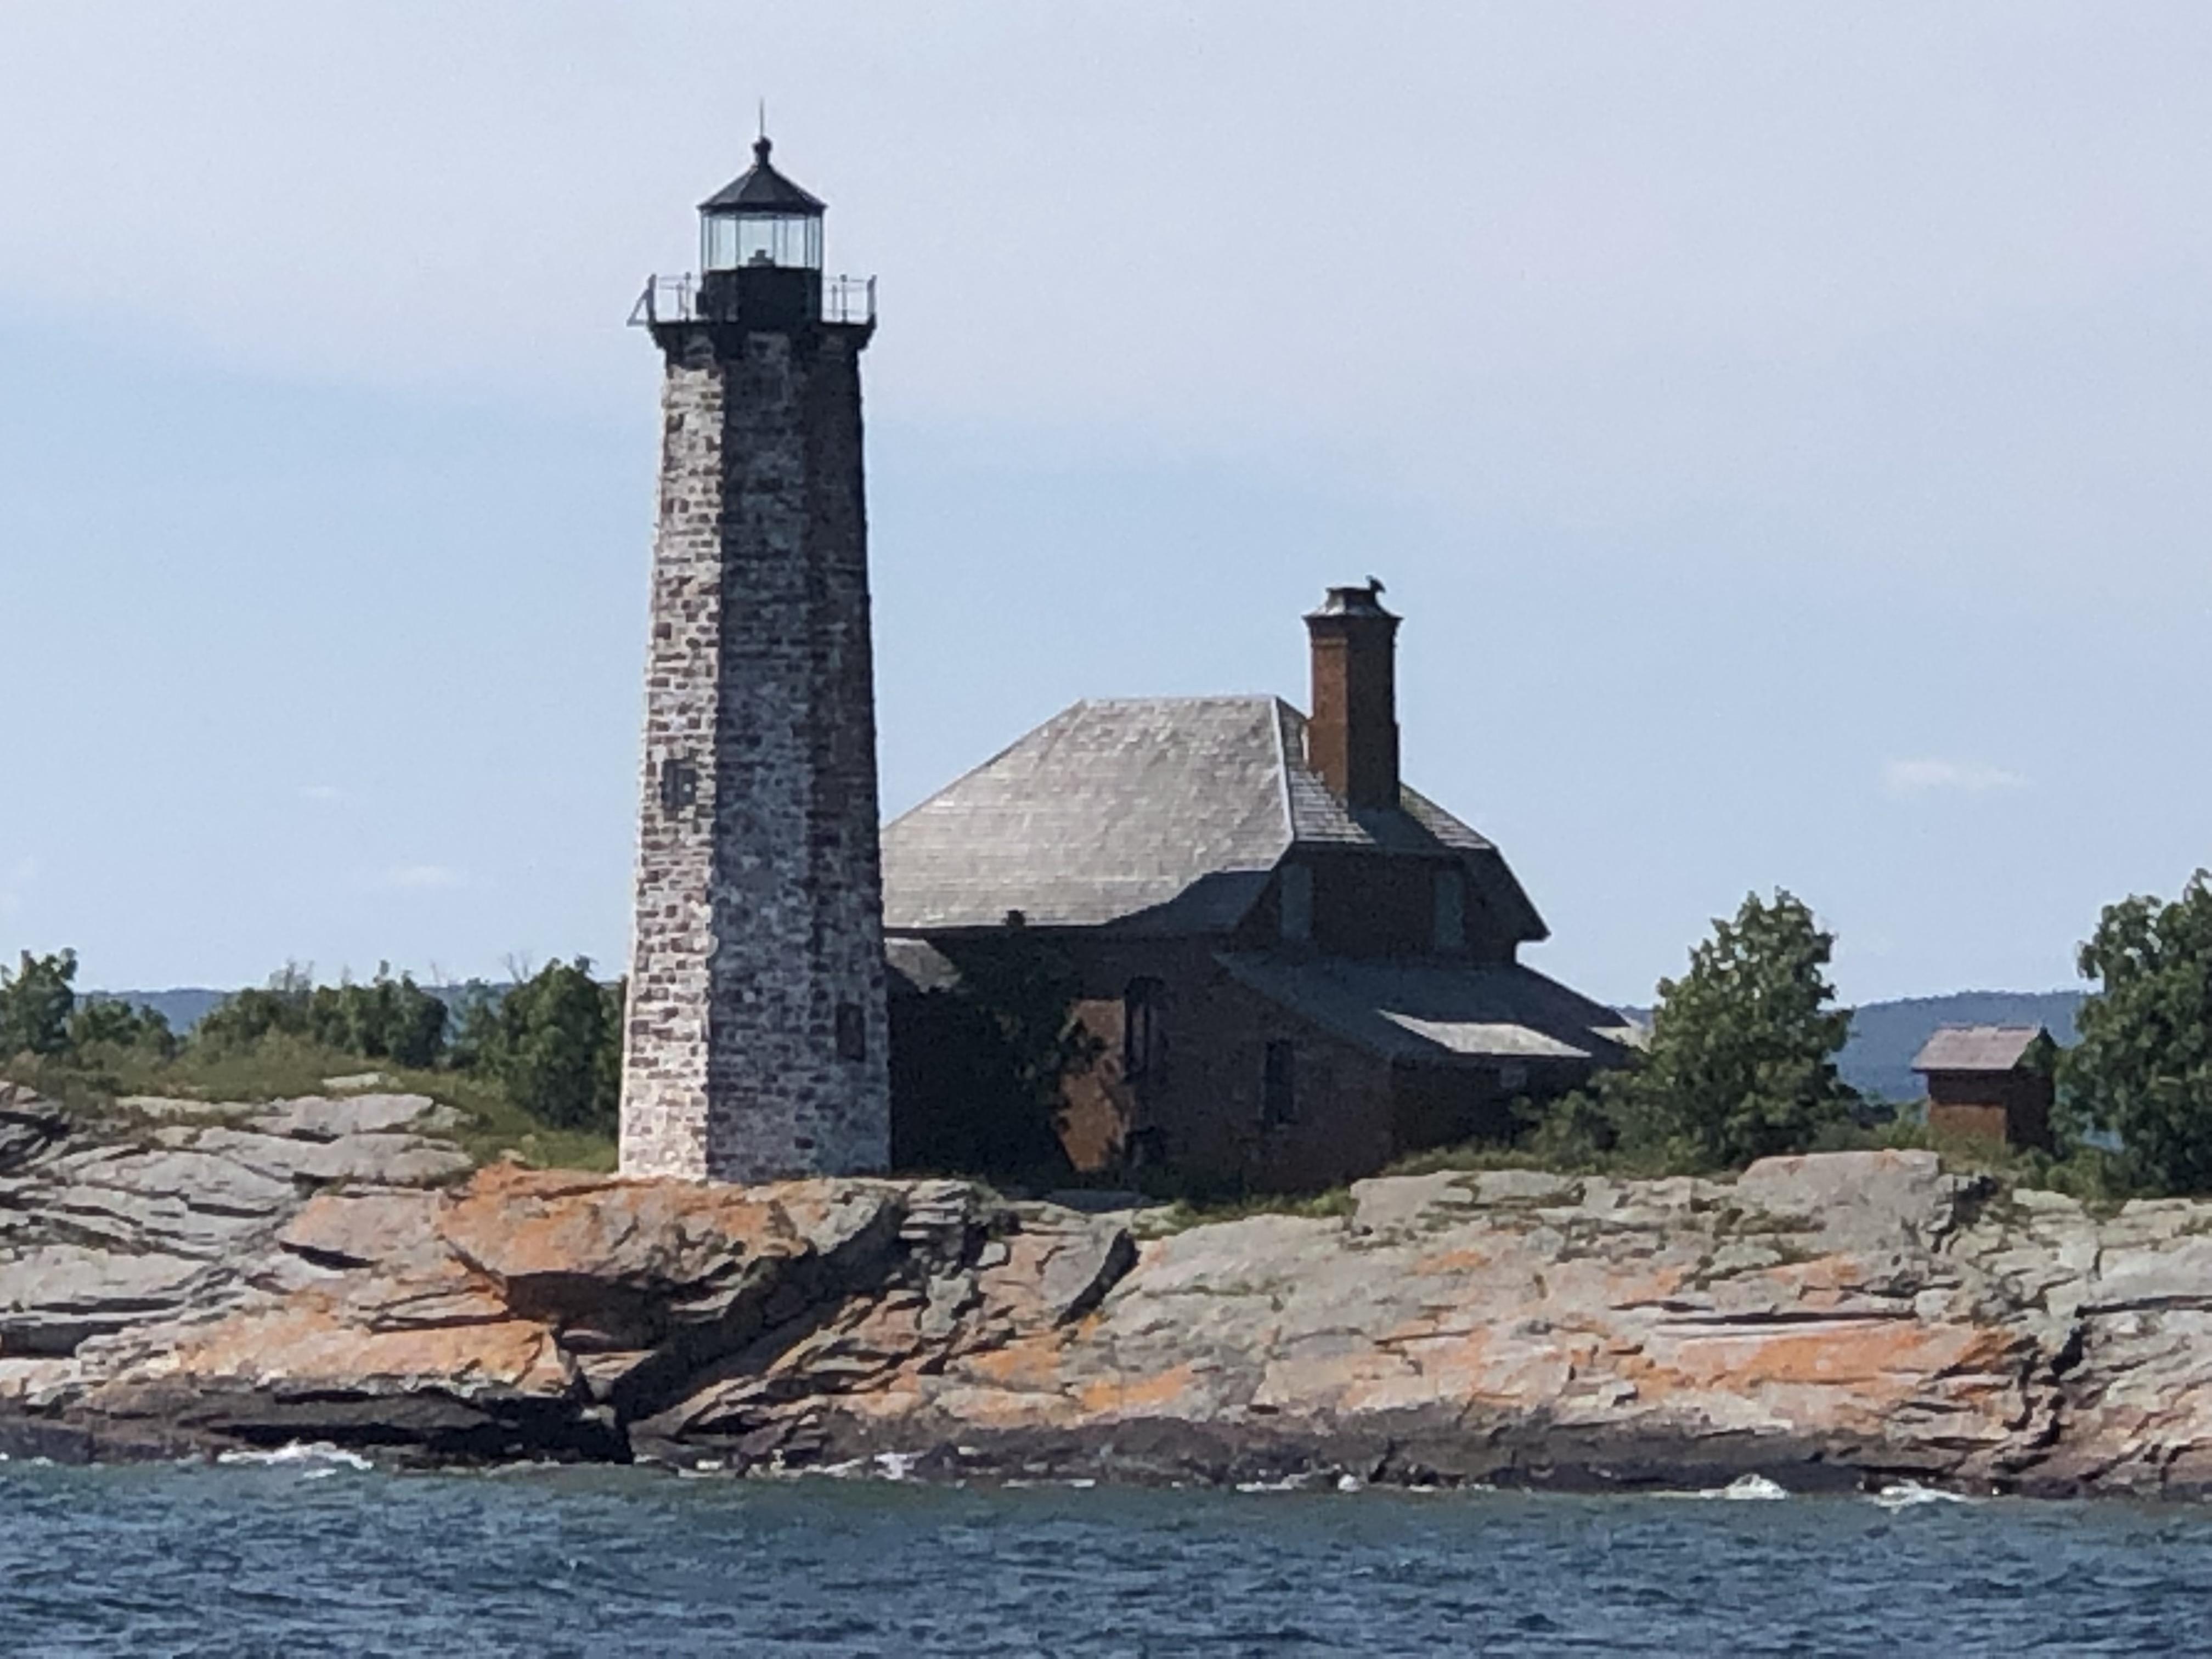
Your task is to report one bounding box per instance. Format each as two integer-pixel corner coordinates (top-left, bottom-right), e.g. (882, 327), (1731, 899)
(0, 2), (2204, 1004)
(1883, 760), (2030, 798)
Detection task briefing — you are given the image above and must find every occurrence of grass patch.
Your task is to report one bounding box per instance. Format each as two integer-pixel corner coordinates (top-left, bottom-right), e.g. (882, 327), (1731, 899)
(1136, 1186), (1357, 1235)
(1379, 1139), (1701, 1183)
(385, 1063), (617, 1173)
(1867, 1119), (2138, 1214)
(3, 1036), (617, 1173)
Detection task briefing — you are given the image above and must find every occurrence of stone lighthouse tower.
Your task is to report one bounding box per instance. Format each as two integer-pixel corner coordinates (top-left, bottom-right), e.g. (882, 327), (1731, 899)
(619, 136), (890, 1182)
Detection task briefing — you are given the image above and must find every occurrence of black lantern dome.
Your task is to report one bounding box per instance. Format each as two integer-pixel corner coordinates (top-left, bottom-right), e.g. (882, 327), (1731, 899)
(699, 136), (825, 274)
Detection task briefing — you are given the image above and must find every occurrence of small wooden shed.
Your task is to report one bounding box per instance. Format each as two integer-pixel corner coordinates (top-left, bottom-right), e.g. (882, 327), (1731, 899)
(1911, 1025), (2056, 1150)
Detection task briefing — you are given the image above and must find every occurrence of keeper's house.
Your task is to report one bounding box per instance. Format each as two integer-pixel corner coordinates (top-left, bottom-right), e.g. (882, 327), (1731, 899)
(880, 583), (1637, 1192)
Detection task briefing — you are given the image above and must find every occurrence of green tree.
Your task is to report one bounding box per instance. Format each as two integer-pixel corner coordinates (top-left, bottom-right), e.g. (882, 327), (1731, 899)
(0, 949), (78, 1058)
(467, 958), (622, 1132)
(317, 966), (448, 1068)
(195, 963), (447, 1069)
(2061, 871), (2212, 1194)
(67, 997), (179, 1059)
(194, 964), (316, 1052)
(1581, 889), (1857, 1170)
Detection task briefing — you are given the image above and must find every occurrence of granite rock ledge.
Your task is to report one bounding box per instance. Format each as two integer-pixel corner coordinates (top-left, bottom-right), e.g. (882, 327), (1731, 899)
(4, 1086), (2210, 1497)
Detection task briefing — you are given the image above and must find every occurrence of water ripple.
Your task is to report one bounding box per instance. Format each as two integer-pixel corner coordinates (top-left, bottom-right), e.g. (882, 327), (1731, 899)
(4, 1464), (2211, 1656)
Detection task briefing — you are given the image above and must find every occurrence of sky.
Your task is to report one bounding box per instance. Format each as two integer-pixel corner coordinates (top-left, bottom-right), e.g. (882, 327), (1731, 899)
(0, 1), (2206, 1008)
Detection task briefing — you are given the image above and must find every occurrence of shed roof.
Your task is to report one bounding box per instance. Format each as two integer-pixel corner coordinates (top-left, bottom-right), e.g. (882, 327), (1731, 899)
(879, 695), (1544, 940)
(1911, 1025), (2050, 1074)
(1217, 954), (1642, 1068)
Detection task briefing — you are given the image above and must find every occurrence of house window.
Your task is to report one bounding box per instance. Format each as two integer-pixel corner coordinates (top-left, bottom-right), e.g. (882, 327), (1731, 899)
(1434, 867), (1466, 953)
(1279, 863), (1313, 943)
(1123, 977), (1167, 1082)
(1496, 1061), (1528, 1094)
(1262, 1040), (1297, 1127)
(836, 1001), (867, 1062)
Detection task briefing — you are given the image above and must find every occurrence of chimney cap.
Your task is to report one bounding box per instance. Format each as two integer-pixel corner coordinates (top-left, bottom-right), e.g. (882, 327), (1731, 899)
(1307, 579), (1398, 620)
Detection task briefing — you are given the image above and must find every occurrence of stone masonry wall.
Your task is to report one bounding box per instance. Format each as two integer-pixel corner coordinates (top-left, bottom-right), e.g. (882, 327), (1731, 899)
(619, 335), (725, 1177)
(621, 321), (891, 1181)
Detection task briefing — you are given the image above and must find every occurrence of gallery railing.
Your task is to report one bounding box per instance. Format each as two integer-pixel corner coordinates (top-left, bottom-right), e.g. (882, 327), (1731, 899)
(628, 274), (876, 327)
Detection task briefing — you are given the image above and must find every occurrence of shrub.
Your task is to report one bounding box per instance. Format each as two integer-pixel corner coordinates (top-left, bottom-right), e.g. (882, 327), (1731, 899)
(67, 997), (179, 1060)
(2061, 871), (2212, 1195)
(1551, 889), (1858, 1173)
(460, 959), (623, 1133)
(198, 963), (447, 1068)
(0, 949), (77, 1059)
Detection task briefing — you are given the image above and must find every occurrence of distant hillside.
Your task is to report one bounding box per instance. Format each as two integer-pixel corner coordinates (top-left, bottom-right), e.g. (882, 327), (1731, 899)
(93, 982), (511, 1035)
(91, 984), (500, 1036)
(105, 983), (2083, 1104)
(91, 988), (229, 1031)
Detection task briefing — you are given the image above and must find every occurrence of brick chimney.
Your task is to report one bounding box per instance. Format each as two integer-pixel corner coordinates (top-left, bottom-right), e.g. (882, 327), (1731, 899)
(1304, 580), (1401, 809)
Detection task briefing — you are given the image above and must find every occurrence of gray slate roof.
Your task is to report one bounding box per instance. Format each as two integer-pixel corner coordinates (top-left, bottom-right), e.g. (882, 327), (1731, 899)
(1218, 954), (1642, 1067)
(881, 695), (1544, 939)
(1912, 1025), (2050, 1074)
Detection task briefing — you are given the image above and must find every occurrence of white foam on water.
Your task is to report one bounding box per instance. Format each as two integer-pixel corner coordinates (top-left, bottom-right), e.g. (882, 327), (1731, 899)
(1870, 1481), (1972, 1509)
(1655, 1474), (1791, 1502)
(873, 1451), (921, 1481)
(1717, 1474), (1790, 1501)
(215, 1442), (374, 1471)
(1233, 1474), (1319, 1493)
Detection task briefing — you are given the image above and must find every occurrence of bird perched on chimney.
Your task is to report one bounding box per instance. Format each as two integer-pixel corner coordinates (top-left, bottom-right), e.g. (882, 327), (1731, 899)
(1366, 575), (1386, 597)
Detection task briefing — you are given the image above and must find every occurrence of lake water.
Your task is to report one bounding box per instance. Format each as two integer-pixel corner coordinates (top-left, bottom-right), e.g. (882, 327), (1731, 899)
(3, 1455), (2208, 1656)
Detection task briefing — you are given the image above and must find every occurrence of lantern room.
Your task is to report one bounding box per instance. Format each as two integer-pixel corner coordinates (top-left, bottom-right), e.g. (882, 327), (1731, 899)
(631, 134), (873, 337)
(699, 136), (825, 274)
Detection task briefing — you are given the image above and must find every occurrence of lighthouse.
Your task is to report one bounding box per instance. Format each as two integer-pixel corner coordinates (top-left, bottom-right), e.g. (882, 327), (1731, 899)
(618, 136), (890, 1182)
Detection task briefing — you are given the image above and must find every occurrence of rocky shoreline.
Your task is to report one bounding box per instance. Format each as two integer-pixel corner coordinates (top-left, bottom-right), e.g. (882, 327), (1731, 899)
(4, 1082), (2210, 1497)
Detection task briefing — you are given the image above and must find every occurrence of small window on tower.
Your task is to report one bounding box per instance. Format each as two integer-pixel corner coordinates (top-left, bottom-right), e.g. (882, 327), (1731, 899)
(836, 1001), (866, 1062)
(1262, 1041), (1297, 1127)
(658, 757), (699, 815)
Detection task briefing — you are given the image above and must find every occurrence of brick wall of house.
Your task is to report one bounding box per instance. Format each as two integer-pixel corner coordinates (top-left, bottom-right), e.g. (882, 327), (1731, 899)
(1310, 853), (1437, 957)
(1234, 857), (1521, 963)
(1046, 937), (1396, 1191)
(1390, 1063), (1522, 1152)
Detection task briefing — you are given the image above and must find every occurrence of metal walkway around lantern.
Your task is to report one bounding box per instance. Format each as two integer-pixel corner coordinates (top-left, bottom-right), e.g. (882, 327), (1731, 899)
(629, 273), (876, 328)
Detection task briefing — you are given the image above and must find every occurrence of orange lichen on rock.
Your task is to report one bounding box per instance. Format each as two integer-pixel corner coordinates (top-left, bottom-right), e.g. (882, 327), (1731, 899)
(1076, 1363), (1203, 1418)
(154, 1299), (571, 1397)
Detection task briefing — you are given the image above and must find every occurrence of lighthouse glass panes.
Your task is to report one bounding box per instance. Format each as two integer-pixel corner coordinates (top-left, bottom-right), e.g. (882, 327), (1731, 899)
(702, 210), (822, 273)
